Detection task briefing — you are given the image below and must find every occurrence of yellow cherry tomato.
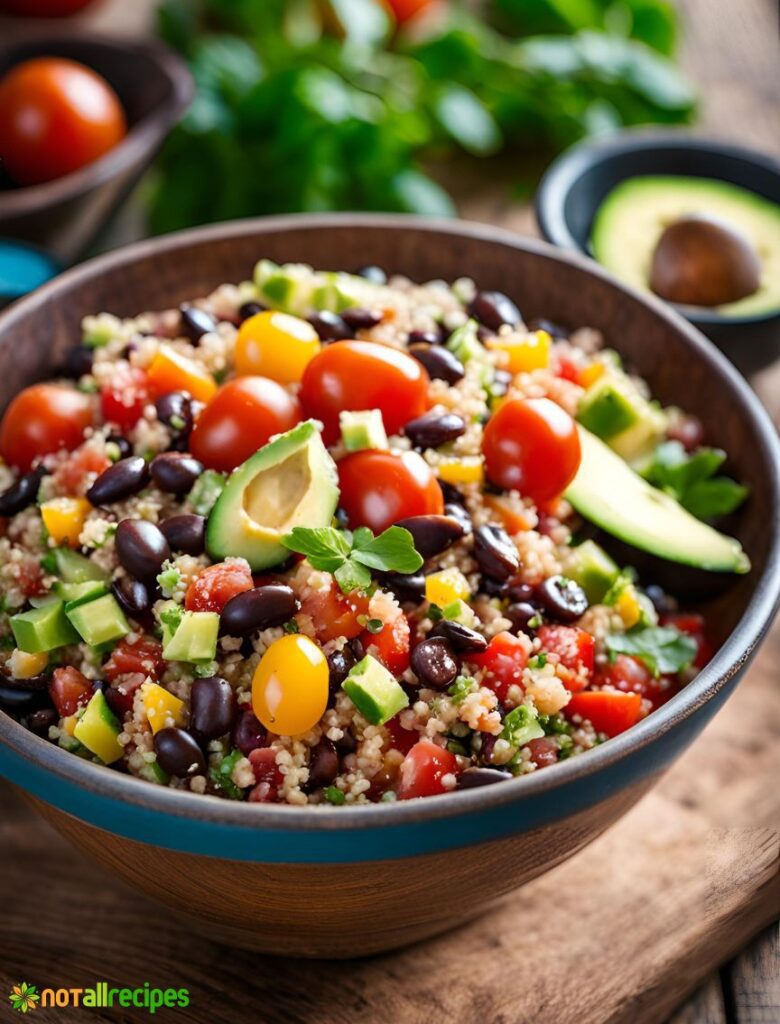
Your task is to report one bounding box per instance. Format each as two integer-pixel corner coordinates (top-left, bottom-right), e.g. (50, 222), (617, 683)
(252, 634), (329, 736)
(235, 311), (321, 384)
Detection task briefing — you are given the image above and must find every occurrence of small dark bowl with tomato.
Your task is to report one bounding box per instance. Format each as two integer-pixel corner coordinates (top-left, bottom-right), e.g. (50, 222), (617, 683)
(0, 31), (192, 267)
(0, 215), (777, 958)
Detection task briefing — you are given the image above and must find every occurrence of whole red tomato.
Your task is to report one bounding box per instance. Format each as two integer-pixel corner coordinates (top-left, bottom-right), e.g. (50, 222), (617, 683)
(338, 449), (443, 534)
(0, 56), (126, 185)
(0, 1), (97, 14)
(0, 383), (93, 472)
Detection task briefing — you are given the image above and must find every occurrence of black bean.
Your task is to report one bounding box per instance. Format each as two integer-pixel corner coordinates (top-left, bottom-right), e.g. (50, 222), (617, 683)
(409, 344), (465, 384)
(308, 310), (353, 342)
(159, 514), (205, 556)
(410, 636), (459, 690)
(506, 602), (541, 637)
(303, 738), (339, 792)
(429, 620), (488, 654)
(154, 727), (207, 776)
(60, 344), (93, 379)
(150, 452), (204, 495)
(86, 456), (149, 505)
(439, 481), (464, 505)
(190, 676), (236, 744)
(536, 574), (588, 623)
(221, 585), (298, 636)
(26, 707), (57, 736)
(327, 646), (357, 693)
(0, 672), (48, 692)
(473, 524), (519, 581)
(0, 686), (37, 712)
(408, 329), (443, 346)
(443, 502), (472, 537)
(404, 411), (466, 450)
(112, 576), (151, 619)
(106, 434), (132, 460)
(232, 709), (268, 756)
(357, 265), (387, 284)
(239, 301), (266, 321)
(395, 514), (464, 559)
(341, 308), (382, 331)
(115, 519), (170, 582)
(180, 304), (217, 343)
(379, 571), (426, 602)
(645, 583), (678, 616)
(528, 317), (569, 339)
(505, 580), (536, 604)
(0, 465), (47, 517)
(457, 767), (511, 789)
(155, 391), (193, 437)
(468, 290), (522, 332)
(335, 729), (357, 755)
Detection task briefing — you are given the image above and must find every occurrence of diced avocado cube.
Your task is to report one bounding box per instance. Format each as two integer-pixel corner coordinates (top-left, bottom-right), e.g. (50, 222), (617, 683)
(608, 404), (667, 465)
(577, 375), (643, 439)
(339, 409), (388, 452)
(73, 689), (123, 764)
(446, 319), (484, 364)
(54, 579), (109, 607)
(342, 654), (409, 726)
(49, 548), (109, 584)
(162, 610), (219, 663)
(11, 600), (79, 653)
(66, 594), (130, 647)
(311, 273), (361, 313)
(567, 540), (619, 604)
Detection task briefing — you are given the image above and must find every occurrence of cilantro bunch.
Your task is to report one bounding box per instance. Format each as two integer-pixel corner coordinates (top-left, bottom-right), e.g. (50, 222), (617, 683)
(606, 624), (696, 677)
(643, 441), (748, 521)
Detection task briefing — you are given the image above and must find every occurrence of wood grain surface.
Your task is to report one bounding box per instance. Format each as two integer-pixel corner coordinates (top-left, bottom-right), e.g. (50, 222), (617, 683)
(1, 0), (779, 1020)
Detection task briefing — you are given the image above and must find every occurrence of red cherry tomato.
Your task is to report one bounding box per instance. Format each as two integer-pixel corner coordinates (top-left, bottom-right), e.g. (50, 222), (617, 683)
(660, 612), (714, 669)
(299, 341), (429, 444)
(185, 561), (254, 614)
(104, 637), (165, 683)
(189, 377), (302, 473)
(0, 0), (97, 14)
(396, 739), (459, 800)
(52, 446), (111, 496)
(100, 366), (149, 432)
(338, 449), (443, 534)
(297, 585), (369, 644)
(49, 666), (92, 718)
(362, 611), (411, 675)
(466, 631), (528, 703)
(385, 0), (437, 25)
(0, 57), (126, 186)
(537, 624), (595, 682)
(594, 653), (680, 711)
(482, 397), (581, 505)
(0, 383), (93, 472)
(564, 690), (643, 737)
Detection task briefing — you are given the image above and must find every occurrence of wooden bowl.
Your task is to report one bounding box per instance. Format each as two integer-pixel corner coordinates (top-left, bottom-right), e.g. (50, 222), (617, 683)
(0, 31), (193, 264)
(0, 216), (777, 958)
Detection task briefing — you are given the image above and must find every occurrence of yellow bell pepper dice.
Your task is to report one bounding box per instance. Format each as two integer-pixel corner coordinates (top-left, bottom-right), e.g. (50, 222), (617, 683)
(425, 568), (471, 607)
(615, 586), (642, 629)
(235, 311), (321, 384)
(436, 456), (484, 486)
(147, 344), (218, 404)
(142, 681), (186, 734)
(41, 497), (91, 548)
(252, 633), (329, 736)
(487, 330), (551, 374)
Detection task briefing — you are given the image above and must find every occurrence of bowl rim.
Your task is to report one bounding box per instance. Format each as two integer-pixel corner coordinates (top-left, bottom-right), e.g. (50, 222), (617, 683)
(0, 31), (193, 219)
(0, 212), (778, 832)
(534, 128), (780, 327)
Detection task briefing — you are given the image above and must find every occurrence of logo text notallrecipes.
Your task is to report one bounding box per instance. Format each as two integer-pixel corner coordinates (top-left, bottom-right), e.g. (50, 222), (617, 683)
(9, 982), (189, 1015)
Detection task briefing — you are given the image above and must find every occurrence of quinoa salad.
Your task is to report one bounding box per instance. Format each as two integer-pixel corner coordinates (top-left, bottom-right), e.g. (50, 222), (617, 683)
(0, 260), (749, 805)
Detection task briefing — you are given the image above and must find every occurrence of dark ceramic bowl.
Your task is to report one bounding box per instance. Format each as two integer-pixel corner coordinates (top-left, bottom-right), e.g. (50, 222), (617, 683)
(535, 131), (780, 376)
(0, 215), (778, 958)
(0, 31), (193, 266)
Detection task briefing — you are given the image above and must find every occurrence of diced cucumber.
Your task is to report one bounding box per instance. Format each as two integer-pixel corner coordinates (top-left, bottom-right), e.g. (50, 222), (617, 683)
(339, 409), (388, 452)
(73, 689), (123, 764)
(446, 318), (484, 364)
(342, 654), (409, 726)
(162, 610), (219, 663)
(48, 548), (108, 584)
(11, 600), (79, 653)
(66, 594), (130, 647)
(54, 579), (109, 607)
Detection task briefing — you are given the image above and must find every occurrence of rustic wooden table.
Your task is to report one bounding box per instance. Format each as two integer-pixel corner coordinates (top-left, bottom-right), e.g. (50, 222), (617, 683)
(0, 1), (778, 1021)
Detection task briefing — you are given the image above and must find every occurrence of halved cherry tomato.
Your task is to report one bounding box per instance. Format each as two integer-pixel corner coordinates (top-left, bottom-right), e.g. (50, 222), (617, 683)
(300, 340), (429, 444)
(537, 624), (595, 678)
(564, 690), (643, 737)
(189, 376), (302, 473)
(396, 739), (459, 800)
(0, 383), (93, 472)
(0, 57), (126, 186)
(297, 585), (369, 644)
(466, 631), (528, 702)
(338, 449), (443, 534)
(185, 560), (254, 614)
(52, 446), (111, 496)
(660, 612), (714, 669)
(49, 666), (92, 718)
(362, 611), (411, 675)
(482, 397), (581, 505)
(104, 637), (165, 683)
(100, 366), (149, 432)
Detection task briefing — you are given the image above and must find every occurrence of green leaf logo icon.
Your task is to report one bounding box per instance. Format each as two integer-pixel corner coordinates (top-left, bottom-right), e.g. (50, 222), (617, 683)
(8, 982), (40, 1013)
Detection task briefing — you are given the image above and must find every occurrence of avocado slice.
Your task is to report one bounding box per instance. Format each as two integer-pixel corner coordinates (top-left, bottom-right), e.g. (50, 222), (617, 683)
(591, 176), (780, 317)
(565, 427), (750, 574)
(206, 420), (339, 570)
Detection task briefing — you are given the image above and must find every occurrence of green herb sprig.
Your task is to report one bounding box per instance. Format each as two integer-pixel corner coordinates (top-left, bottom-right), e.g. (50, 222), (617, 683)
(643, 441), (748, 521)
(606, 625), (696, 677)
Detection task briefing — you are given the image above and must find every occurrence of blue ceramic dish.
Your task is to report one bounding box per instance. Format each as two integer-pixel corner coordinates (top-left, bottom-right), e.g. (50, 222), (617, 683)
(0, 215), (777, 957)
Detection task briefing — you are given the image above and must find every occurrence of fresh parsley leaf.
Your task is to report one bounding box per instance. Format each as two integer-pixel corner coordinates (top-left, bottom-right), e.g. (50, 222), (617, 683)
(643, 441), (748, 520)
(334, 558), (372, 594)
(606, 625), (696, 677)
(350, 526), (423, 574)
(281, 526), (352, 572)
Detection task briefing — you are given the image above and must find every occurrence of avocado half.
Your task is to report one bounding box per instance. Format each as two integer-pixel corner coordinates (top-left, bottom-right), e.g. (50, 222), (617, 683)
(591, 176), (780, 318)
(205, 420), (339, 570)
(565, 427), (750, 574)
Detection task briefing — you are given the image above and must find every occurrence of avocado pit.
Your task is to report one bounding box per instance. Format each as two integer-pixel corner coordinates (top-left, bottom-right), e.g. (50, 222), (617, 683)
(649, 213), (761, 307)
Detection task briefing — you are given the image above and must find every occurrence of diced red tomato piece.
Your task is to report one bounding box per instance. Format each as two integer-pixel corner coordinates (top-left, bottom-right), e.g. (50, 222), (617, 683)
(396, 739), (459, 800)
(386, 714), (418, 755)
(103, 637), (165, 683)
(16, 558), (45, 598)
(660, 612), (714, 669)
(49, 666), (92, 718)
(100, 366), (149, 432)
(362, 612), (410, 675)
(553, 350), (583, 384)
(185, 560), (254, 614)
(595, 654), (681, 711)
(537, 624), (595, 675)
(248, 747), (283, 803)
(564, 690), (643, 737)
(526, 736), (559, 769)
(52, 446), (111, 496)
(297, 584), (369, 643)
(466, 631), (528, 702)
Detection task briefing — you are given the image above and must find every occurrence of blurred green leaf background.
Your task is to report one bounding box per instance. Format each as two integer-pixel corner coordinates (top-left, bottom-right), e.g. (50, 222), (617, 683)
(150, 0), (695, 233)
